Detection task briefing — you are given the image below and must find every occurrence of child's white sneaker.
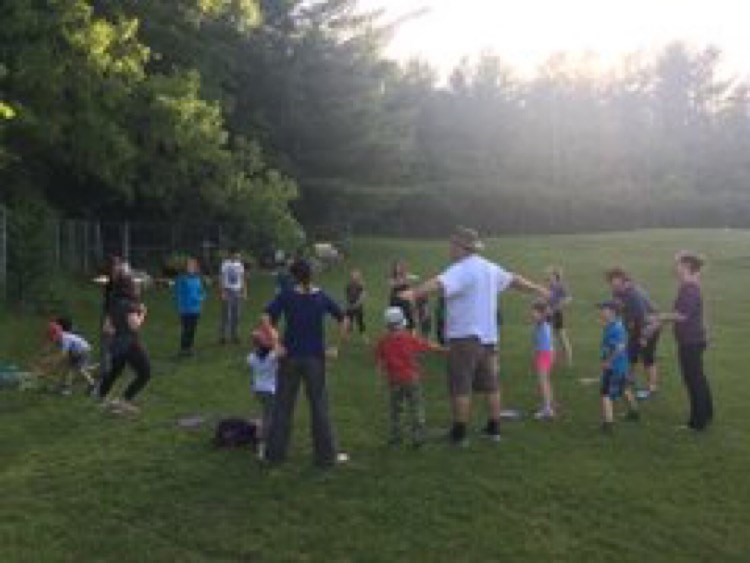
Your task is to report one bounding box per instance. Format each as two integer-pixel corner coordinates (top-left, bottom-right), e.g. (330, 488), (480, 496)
(533, 408), (555, 421)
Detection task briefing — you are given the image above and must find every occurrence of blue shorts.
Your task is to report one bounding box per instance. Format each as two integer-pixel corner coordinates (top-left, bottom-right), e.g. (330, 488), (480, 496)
(600, 370), (627, 400)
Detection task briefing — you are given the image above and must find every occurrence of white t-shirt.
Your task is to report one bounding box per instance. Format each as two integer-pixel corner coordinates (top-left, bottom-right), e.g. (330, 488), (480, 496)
(438, 254), (514, 344)
(247, 351), (278, 394)
(60, 332), (91, 355)
(221, 259), (245, 292)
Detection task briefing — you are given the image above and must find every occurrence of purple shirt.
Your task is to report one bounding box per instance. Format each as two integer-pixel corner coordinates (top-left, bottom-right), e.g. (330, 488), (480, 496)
(673, 282), (706, 346)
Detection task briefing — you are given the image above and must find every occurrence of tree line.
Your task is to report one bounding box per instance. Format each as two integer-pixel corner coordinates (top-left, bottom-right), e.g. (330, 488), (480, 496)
(2, 0), (750, 244)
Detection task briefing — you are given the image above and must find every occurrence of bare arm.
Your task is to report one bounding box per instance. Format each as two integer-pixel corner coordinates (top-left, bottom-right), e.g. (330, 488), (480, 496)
(653, 312), (686, 324)
(511, 274), (550, 299)
(400, 277), (443, 303)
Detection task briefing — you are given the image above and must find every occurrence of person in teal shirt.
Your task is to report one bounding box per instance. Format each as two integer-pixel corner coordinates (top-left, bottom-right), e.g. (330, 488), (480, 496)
(598, 301), (639, 432)
(175, 257), (206, 357)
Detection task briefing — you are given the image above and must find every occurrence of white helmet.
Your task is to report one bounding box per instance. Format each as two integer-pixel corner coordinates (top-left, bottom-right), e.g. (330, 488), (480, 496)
(384, 306), (407, 328)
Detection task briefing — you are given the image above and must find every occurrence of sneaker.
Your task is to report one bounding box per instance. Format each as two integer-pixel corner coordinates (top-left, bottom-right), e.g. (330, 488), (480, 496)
(480, 420), (502, 442)
(636, 389), (651, 401)
(113, 400), (141, 415)
(387, 437), (402, 448)
(533, 408), (555, 421)
(601, 421), (614, 434)
(60, 386), (73, 397)
(448, 427), (469, 447)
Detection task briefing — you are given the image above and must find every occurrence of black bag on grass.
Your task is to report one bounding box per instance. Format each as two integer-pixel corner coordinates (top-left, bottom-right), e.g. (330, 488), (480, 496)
(212, 418), (258, 450)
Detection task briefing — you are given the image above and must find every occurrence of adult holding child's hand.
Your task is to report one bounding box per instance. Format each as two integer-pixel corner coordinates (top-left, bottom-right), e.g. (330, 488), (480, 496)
(400, 227), (549, 445)
(261, 259), (350, 468)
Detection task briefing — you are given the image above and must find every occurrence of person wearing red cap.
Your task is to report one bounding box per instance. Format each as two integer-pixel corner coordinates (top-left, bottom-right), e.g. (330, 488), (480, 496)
(247, 326), (279, 453)
(45, 321), (94, 395)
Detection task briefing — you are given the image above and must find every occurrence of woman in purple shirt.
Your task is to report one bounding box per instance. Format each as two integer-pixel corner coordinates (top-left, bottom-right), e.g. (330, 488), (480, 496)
(654, 252), (713, 431)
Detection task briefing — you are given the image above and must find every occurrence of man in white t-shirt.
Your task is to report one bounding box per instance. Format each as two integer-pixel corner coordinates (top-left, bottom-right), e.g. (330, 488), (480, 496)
(401, 227), (549, 445)
(219, 248), (247, 344)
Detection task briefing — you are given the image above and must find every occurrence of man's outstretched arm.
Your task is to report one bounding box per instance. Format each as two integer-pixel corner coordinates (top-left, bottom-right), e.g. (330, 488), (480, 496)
(399, 277), (443, 303)
(511, 274), (550, 299)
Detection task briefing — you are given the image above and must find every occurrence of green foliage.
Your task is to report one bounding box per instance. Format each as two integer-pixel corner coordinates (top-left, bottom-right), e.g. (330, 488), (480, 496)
(5, 192), (56, 306)
(1, 0), (299, 251)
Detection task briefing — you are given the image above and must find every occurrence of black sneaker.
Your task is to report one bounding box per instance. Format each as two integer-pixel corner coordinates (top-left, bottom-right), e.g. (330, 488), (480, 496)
(601, 421), (614, 434)
(448, 424), (468, 447)
(480, 420), (502, 443)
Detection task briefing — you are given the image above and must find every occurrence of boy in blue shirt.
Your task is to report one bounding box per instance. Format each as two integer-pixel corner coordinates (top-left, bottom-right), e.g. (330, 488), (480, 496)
(175, 257), (206, 357)
(598, 301), (639, 432)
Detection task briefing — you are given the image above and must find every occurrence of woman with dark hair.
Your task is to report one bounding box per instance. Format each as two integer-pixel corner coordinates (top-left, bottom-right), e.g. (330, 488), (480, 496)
(261, 259), (349, 468)
(97, 275), (152, 414)
(389, 260), (415, 331)
(98, 255), (125, 384)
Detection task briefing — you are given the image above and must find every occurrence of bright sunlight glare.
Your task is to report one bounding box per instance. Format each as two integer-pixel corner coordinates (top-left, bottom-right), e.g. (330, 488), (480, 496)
(359, 0), (750, 77)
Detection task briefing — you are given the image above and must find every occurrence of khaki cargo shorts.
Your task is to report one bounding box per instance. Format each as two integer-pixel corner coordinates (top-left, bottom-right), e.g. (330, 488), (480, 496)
(447, 337), (499, 397)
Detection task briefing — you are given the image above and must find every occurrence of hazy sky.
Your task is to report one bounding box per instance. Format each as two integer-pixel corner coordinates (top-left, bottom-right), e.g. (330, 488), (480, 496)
(358, 0), (750, 77)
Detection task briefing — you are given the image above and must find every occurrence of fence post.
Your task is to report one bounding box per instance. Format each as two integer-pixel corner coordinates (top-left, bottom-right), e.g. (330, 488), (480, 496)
(122, 222), (130, 262)
(53, 218), (61, 269)
(94, 221), (103, 266)
(82, 221), (90, 274)
(0, 205), (6, 302)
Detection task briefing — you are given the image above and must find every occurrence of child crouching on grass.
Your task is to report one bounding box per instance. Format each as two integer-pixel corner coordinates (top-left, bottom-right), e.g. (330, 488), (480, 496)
(531, 301), (556, 420)
(598, 301), (639, 432)
(44, 320), (95, 395)
(376, 307), (444, 448)
(247, 326), (279, 456)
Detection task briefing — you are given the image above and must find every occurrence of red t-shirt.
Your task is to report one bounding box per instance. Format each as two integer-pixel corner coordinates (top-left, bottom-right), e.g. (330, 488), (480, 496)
(376, 331), (434, 385)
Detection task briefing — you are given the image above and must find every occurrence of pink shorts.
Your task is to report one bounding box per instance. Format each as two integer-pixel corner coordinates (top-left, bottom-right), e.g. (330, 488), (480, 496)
(535, 351), (554, 374)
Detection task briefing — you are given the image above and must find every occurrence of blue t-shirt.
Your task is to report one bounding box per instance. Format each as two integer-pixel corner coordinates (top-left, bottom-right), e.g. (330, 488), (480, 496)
(601, 319), (629, 376)
(175, 273), (205, 315)
(533, 321), (554, 352)
(265, 288), (344, 359)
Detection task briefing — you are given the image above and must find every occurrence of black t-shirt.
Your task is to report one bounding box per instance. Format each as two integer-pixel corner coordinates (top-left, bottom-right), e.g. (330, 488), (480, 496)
(389, 281), (414, 328)
(346, 281), (364, 308)
(110, 297), (140, 345)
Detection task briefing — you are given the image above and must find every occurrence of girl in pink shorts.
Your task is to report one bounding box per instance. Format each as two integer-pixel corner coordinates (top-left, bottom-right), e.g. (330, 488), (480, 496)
(532, 301), (556, 420)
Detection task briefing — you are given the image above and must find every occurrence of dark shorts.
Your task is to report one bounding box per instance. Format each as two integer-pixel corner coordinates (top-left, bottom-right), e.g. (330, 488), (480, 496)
(628, 328), (660, 367)
(447, 337), (499, 397)
(551, 310), (564, 331)
(600, 370), (626, 400)
(68, 351), (90, 371)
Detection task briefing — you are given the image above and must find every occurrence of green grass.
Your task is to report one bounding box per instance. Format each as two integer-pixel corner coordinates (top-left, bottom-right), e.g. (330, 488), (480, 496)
(1, 230), (750, 562)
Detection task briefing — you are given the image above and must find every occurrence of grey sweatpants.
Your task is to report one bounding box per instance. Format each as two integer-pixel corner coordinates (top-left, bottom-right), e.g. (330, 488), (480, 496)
(220, 289), (242, 342)
(389, 382), (426, 444)
(266, 358), (336, 467)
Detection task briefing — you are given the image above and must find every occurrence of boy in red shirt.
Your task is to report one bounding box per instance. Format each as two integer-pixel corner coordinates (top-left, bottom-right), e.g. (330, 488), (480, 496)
(376, 307), (444, 447)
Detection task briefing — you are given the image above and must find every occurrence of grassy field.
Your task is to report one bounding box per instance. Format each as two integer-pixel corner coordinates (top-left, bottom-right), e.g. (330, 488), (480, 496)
(1, 230), (749, 562)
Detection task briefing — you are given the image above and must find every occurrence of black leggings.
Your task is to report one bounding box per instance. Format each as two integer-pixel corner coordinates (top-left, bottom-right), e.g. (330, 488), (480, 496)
(180, 313), (200, 351)
(98, 341), (151, 401)
(677, 343), (713, 430)
(346, 307), (366, 334)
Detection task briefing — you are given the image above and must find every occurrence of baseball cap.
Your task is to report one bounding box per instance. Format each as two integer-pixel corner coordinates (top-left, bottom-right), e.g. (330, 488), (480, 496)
(450, 226), (484, 252)
(384, 306), (407, 328)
